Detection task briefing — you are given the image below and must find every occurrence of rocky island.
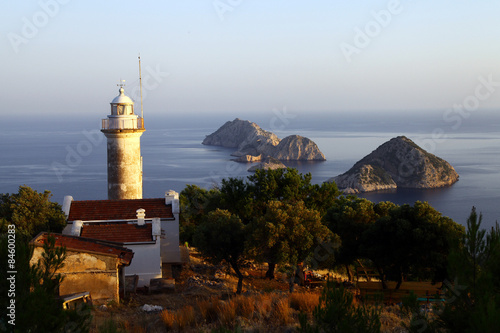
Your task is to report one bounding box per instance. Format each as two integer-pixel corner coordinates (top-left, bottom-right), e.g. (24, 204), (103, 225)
(203, 119), (325, 170)
(329, 136), (459, 193)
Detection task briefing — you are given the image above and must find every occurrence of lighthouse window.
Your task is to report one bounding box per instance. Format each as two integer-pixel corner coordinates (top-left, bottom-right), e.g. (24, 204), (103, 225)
(117, 105), (124, 115)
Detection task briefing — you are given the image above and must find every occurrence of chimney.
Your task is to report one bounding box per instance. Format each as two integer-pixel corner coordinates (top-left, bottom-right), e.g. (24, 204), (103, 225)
(165, 190), (180, 214)
(136, 208), (146, 226)
(62, 195), (73, 217)
(71, 220), (83, 236)
(152, 218), (161, 237)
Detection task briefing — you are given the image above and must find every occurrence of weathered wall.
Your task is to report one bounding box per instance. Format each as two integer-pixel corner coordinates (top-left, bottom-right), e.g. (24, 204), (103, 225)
(31, 248), (120, 302)
(59, 272), (118, 301)
(103, 130), (144, 200)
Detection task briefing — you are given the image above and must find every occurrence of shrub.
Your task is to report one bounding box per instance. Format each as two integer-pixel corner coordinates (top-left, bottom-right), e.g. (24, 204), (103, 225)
(272, 297), (292, 326)
(300, 281), (381, 333)
(177, 305), (196, 330)
(197, 296), (220, 323)
(233, 295), (255, 319)
(254, 294), (273, 320)
(160, 310), (176, 330)
(290, 292), (320, 313)
(218, 300), (237, 328)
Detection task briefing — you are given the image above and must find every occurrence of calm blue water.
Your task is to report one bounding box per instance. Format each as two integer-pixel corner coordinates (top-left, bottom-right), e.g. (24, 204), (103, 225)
(1, 111), (499, 229)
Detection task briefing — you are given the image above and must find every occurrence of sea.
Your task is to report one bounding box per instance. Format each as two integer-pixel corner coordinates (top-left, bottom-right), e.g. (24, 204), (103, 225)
(1, 110), (499, 230)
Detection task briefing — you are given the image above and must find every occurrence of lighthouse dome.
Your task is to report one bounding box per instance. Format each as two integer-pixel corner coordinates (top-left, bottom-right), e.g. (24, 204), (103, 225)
(111, 87), (134, 105)
(110, 87), (135, 116)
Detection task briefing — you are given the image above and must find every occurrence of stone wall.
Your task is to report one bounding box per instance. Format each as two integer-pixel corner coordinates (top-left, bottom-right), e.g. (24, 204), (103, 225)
(31, 248), (121, 302)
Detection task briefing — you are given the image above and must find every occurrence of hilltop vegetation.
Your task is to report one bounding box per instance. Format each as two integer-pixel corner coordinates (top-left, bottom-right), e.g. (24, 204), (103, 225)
(181, 168), (466, 292)
(2, 178), (500, 332)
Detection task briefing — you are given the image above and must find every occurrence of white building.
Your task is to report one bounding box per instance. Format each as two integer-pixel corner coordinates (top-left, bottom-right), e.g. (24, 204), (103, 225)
(62, 193), (181, 287)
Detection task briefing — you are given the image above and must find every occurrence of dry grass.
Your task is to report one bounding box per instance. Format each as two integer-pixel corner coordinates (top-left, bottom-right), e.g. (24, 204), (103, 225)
(254, 293), (274, 321)
(93, 253), (411, 332)
(196, 296), (220, 323)
(160, 309), (176, 330)
(233, 295), (256, 319)
(159, 305), (196, 331)
(177, 305), (197, 330)
(218, 300), (238, 328)
(272, 297), (293, 326)
(289, 292), (320, 313)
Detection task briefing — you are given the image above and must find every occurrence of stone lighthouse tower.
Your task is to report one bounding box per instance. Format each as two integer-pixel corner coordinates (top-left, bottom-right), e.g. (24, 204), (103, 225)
(101, 84), (145, 200)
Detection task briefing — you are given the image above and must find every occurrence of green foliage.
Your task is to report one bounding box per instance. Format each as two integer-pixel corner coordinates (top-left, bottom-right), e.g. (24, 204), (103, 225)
(400, 291), (436, 333)
(247, 201), (334, 279)
(218, 177), (254, 223)
(0, 231), (32, 331)
(437, 207), (500, 332)
(1, 232), (91, 332)
(179, 184), (220, 243)
(360, 201), (464, 288)
(193, 209), (247, 293)
(300, 280), (381, 333)
(248, 168), (311, 203)
(323, 197), (379, 279)
(248, 168), (340, 216)
(182, 168), (341, 281)
(0, 185), (66, 237)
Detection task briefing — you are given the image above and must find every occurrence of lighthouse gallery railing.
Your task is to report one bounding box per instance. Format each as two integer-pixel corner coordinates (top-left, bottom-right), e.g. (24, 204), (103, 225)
(102, 117), (144, 130)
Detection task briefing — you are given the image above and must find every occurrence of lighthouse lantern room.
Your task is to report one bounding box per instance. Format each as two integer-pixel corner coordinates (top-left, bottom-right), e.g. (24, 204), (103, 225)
(101, 84), (145, 200)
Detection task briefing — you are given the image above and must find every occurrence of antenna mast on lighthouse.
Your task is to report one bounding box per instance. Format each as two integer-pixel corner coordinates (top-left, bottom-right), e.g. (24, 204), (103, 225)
(138, 54), (144, 120)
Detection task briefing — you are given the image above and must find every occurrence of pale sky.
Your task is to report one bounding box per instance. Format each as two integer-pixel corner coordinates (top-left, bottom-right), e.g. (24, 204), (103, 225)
(2, 0), (500, 118)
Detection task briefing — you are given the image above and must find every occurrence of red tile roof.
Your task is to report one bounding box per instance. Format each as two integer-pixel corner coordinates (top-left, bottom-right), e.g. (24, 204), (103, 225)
(67, 198), (173, 221)
(31, 233), (133, 265)
(80, 223), (154, 243)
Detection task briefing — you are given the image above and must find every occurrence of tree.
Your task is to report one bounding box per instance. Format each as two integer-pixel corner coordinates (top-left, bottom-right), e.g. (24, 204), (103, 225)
(193, 209), (247, 294)
(181, 168), (341, 280)
(218, 177), (254, 224)
(0, 185), (66, 237)
(247, 200), (334, 290)
(436, 207), (500, 332)
(304, 181), (341, 217)
(248, 168), (340, 216)
(323, 197), (381, 281)
(179, 185), (220, 243)
(248, 168), (310, 203)
(360, 201), (464, 289)
(247, 168), (340, 278)
(0, 232), (92, 332)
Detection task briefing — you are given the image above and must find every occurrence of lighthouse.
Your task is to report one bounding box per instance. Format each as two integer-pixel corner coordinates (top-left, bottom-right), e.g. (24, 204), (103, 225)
(101, 84), (145, 200)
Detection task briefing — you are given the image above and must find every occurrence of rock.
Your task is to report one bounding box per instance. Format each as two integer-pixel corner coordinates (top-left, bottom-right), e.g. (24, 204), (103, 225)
(234, 154), (262, 162)
(149, 278), (175, 294)
(141, 304), (164, 312)
(203, 118), (279, 157)
(271, 135), (326, 161)
(203, 118), (325, 161)
(329, 136), (459, 193)
(248, 157), (287, 172)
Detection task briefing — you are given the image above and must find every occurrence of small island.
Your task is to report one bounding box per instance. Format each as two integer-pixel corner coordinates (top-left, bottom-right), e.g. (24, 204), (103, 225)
(329, 136), (459, 193)
(203, 119), (326, 170)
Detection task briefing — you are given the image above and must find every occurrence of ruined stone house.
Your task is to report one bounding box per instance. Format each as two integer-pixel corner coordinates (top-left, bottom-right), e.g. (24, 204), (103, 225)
(30, 232), (133, 303)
